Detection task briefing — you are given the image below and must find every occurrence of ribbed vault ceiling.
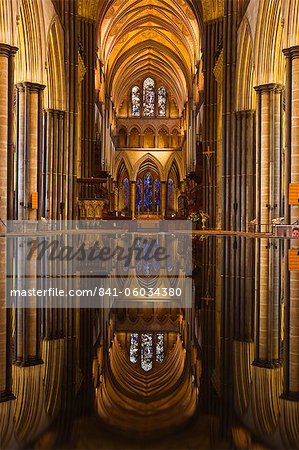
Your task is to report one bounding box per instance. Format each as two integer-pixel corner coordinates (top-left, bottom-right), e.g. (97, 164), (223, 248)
(97, 0), (200, 113)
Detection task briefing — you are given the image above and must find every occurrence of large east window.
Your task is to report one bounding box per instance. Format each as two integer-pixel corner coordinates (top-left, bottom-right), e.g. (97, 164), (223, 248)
(131, 78), (167, 117)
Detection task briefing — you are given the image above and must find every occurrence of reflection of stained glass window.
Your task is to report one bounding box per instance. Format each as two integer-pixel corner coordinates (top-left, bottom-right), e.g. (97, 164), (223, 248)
(130, 333), (139, 363)
(155, 179), (161, 211)
(143, 78), (155, 117)
(144, 173), (153, 211)
(123, 178), (129, 210)
(168, 179), (174, 211)
(132, 86), (141, 116)
(141, 333), (153, 371)
(156, 333), (164, 362)
(158, 87), (167, 117)
(136, 178), (143, 212)
(129, 333), (165, 369)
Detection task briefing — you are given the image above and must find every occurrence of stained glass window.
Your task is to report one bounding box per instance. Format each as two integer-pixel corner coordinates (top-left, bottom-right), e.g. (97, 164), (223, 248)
(141, 333), (153, 371)
(123, 178), (129, 211)
(143, 78), (155, 117)
(155, 179), (161, 211)
(136, 178), (143, 213)
(156, 333), (164, 363)
(132, 86), (141, 116)
(144, 173), (153, 211)
(158, 87), (167, 117)
(130, 333), (139, 364)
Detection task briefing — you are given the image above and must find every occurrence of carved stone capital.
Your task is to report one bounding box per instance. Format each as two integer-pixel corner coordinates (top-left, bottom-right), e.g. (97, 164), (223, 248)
(16, 82), (46, 93)
(0, 43), (18, 57)
(283, 46), (299, 60)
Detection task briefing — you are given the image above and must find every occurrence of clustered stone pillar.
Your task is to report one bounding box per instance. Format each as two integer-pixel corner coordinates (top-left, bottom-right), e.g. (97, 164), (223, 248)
(234, 110), (256, 342)
(0, 43), (18, 402)
(254, 84), (283, 366)
(78, 17), (96, 179)
(16, 82), (45, 220)
(113, 181), (119, 212)
(283, 46), (299, 396)
(161, 181), (167, 218)
(43, 109), (66, 219)
(130, 181), (136, 219)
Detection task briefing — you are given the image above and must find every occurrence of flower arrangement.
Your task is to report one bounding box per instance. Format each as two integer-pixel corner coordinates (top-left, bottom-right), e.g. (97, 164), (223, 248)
(188, 211), (209, 229)
(188, 212), (201, 222)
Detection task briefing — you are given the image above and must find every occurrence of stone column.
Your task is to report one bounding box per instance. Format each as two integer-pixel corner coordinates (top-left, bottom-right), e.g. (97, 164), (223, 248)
(130, 181), (136, 219)
(0, 43), (18, 403)
(44, 109), (66, 220)
(14, 82), (45, 367)
(249, 83), (284, 437)
(283, 46), (299, 395)
(253, 84), (283, 366)
(161, 181), (167, 218)
(78, 17), (96, 178)
(234, 110), (255, 342)
(0, 44), (18, 222)
(16, 82), (45, 220)
(113, 181), (119, 212)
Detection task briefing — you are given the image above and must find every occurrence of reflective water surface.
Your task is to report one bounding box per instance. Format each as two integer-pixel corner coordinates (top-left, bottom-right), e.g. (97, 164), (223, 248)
(1, 229), (299, 449)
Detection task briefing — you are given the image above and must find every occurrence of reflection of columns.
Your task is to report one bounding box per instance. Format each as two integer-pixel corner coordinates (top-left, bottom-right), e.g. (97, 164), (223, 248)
(16, 82), (46, 220)
(254, 84), (283, 366)
(14, 241), (42, 367)
(161, 181), (167, 218)
(0, 43), (18, 402)
(283, 46), (299, 395)
(252, 86), (284, 435)
(234, 110), (255, 341)
(131, 181), (136, 219)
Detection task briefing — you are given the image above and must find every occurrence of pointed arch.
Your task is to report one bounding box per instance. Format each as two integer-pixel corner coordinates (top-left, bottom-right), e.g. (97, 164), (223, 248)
(114, 153), (133, 180)
(158, 86), (167, 117)
(0, 0), (18, 46)
(235, 18), (254, 111)
(143, 77), (155, 117)
(284, 0), (299, 48)
(158, 128), (169, 148)
(16, 0), (48, 84)
(254, 0), (284, 85)
(165, 154), (184, 182)
(144, 127), (155, 149)
(133, 153), (163, 181)
(118, 127), (127, 148)
(116, 159), (130, 212)
(128, 124), (141, 134)
(45, 18), (66, 110)
(129, 127), (140, 148)
(131, 85), (141, 117)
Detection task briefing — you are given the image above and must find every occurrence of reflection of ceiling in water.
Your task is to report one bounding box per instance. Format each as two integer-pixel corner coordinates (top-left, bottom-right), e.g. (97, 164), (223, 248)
(95, 310), (200, 436)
